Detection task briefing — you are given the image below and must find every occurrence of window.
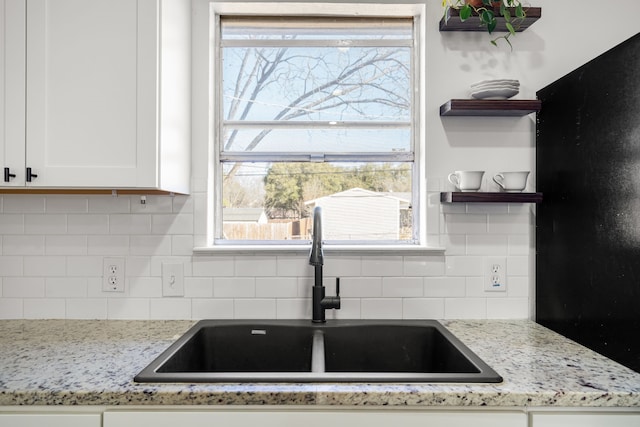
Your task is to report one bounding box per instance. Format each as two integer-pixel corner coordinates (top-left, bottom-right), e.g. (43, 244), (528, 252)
(212, 7), (424, 247)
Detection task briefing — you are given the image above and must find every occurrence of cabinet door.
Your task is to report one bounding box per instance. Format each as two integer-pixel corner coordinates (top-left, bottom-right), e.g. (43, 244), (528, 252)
(0, 413), (101, 427)
(105, 409), (527, 427)
(25, 0), (157, 188)
(0, 0), (26, 187)
(532, 412), (640, 427)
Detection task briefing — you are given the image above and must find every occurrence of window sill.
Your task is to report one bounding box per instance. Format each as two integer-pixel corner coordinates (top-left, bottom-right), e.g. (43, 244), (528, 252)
(193, 245), (445, 256)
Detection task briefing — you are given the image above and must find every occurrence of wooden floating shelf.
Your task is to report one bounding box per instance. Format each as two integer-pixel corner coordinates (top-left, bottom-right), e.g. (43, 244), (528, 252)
(439, 6), (542, 32)
(440, 192), (543, 203)
(440, 99), (542, 116)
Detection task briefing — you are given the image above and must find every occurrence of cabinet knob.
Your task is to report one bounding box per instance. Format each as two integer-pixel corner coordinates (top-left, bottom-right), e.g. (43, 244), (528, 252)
(26, 167), (38, 182)
(4, 168), (16, 182)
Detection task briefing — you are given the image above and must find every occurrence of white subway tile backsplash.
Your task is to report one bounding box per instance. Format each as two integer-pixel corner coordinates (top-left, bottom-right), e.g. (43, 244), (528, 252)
(3, 277), (45, 297)
(507, 276), (529, 298)
(193, 256), (235, 277)
(324, 256), (362, 277)
(443, 213), (487, 235)
(125, 256), (152, 278)
(67, 256), (103, 277)
(110, 214), (152, 235)
(24, 256), (66, 277)
(66, 298), (107, 319)
(234, 298), (276, 319)
(131, 196), (173, 213)
(361, 298), (402, 319)
(45, 235), (87, 255)
(444, 298), (486, 319)
(150, 298), (192, 320)
(45, 278), (87, 298)
(507, 256), (530, 276)
(339, 277), (382, 297)
(403, 256), (445, 276)
(45, 196), (88, 213)
(256, 277), (297, 298)
(67, 214), (109, 235)
(213, 277), (255, 298)
(0, 256), (23, 277)
(3, 235), (45, 255)
(129, 235), (171, 256)
(486, 298), (528, 319)
(184, 277), (214, 298)
(129, 277), (162, 298)
(25, 214), (66, 234)
(402, 298), (445, 319)
(192, 298), (234, 319)
(236, 256), (277, 277)
(24, 298), (65, 319)
(152, 214), (194, 235)
(276, 256), (311, 277)
(0, 214), (24, 234)
(88, 196), (131, 213)
(3, 196), (45, 213)
(508, 235), (530, 255)
(108, 298), (149, 320)
(0, 179), (534, 320)
(382, 277), (423, 297)
(172, 235), (195, 256)
(445, 256), (483, 276)
(334, 298), (360, 319)
(488, 214), (530, 235)
(424, 277), (466, 298)
(88, 235), (130, 255)
(466, 234), (508, 256)
(276, 298), (310, 319)
(361, 256), (403, 277)
(0, 299), (23, 319)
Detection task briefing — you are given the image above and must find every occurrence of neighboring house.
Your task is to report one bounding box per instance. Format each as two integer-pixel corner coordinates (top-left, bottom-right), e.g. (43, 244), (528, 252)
(304, 188), (411, 240)
(223, 208), (268, 224)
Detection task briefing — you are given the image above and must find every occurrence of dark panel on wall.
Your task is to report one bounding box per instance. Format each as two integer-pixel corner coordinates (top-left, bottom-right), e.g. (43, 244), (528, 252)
(536, 32), (640, 373)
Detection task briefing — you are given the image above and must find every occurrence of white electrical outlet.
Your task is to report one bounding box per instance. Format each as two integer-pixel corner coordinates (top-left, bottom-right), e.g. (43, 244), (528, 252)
(103, 257), (125, 292)
(162, 263), (184, 297)
(485, 257), (507, 292)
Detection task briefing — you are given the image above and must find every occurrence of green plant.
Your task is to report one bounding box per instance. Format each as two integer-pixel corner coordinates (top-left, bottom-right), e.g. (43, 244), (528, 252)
(443, 0), (527, 49)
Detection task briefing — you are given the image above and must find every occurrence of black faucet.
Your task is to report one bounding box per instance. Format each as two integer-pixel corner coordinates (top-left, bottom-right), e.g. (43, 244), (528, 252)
(309, 206), (340, 323)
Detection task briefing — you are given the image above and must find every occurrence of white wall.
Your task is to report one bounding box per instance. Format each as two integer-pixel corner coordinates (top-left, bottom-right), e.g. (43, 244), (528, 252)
(0, 0), (637, 320)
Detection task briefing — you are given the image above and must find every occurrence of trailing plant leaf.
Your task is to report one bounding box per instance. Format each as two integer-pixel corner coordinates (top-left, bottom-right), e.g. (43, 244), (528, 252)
(516, 4), (525, 18)
(506, 22), (516, 35)
(460, 4), (472, 21)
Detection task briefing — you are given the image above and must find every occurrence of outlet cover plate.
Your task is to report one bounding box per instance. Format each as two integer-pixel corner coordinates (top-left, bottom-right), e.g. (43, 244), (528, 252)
(485, 257), (507, 292)
(103, 257), (125, 292)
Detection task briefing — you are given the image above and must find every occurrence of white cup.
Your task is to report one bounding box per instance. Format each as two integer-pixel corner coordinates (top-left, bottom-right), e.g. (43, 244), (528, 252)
(448, 171), (485, 192)
(493, 171), (530, 192)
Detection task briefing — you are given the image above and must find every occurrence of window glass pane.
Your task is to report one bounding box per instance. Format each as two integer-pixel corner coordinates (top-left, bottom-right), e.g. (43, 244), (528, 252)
(222, 128), (411, 153)
(221, 17), (413, 40)
(222, 46), (411, 123)
(221, 162), (413, 242)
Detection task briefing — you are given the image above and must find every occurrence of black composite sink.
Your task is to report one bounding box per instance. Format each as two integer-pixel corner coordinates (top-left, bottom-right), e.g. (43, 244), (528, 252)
(134, 319), (502, 383)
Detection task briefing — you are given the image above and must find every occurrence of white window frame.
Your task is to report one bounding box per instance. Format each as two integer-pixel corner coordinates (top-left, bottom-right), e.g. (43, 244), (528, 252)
(196, 2), (440, 255)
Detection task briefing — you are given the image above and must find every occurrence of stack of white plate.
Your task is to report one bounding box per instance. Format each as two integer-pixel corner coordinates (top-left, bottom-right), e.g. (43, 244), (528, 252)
(470, 79), (520, 100)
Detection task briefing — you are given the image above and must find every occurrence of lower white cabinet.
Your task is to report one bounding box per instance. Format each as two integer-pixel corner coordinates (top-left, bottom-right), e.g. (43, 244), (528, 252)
(103, 409), (527, 427)
(531, 412), (640, 427)
(0, 413), (101, 427)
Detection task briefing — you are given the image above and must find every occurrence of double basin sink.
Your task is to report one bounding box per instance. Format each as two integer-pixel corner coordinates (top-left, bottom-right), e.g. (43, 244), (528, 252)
(135, 319), (502, 383)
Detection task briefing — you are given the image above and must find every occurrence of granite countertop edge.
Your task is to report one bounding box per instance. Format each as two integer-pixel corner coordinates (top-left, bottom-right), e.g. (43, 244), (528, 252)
(0, 319), (639, 408)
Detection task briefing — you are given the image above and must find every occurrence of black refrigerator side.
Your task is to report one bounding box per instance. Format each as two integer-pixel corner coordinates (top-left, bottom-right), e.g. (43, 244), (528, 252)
(536, 32), (640, 373)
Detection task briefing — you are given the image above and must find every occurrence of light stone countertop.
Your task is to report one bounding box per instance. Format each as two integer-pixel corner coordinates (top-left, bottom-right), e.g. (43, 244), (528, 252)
(0, 319), (639, 407)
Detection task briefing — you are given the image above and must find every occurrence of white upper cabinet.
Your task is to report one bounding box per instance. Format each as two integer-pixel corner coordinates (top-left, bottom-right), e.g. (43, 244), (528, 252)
(0, 0), (26, 186)
(1, 0), (190, 193)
